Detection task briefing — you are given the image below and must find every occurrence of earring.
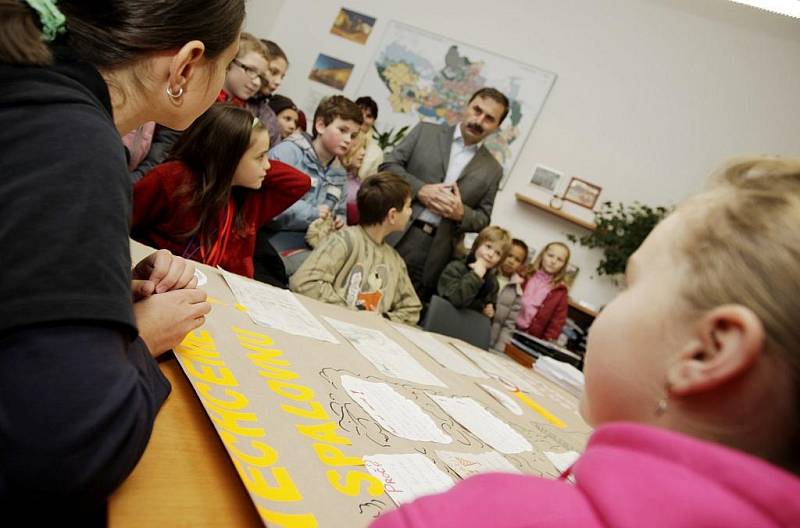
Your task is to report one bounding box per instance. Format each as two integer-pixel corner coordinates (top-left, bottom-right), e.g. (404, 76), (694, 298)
(166, 85), (184, 100)
(654, 381), (672, 416)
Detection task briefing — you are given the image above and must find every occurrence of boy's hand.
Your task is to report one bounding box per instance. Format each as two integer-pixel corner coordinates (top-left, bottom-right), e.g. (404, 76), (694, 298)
(469, 259), (488, 278)
(333, 216), (345, 229)
(133, 249), (197, 296)
(134, 288), (211, 357)
(318, 205), (331, 219)
(482, 303), (495, 318)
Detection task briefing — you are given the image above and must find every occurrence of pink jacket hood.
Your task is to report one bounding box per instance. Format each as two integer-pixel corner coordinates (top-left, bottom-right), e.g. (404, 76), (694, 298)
(371, 422), (800, 527)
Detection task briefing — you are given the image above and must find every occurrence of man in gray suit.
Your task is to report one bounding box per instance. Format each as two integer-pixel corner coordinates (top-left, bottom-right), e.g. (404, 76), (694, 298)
(380, 87), (509, 300)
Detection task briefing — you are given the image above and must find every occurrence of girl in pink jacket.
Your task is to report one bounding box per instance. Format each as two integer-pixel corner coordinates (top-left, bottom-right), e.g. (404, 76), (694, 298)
(372, 157), (800, 527)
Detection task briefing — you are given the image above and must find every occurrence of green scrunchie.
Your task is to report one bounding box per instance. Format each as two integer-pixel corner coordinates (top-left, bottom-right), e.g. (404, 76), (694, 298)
(25, 0), (66, 42)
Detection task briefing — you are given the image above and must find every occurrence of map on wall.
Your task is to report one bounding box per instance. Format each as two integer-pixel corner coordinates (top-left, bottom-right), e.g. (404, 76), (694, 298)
(357, 21), (557, 187)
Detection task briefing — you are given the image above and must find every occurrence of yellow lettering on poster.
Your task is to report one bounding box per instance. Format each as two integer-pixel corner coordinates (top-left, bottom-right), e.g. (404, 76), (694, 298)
(176, 341), (223, 365)
(206, 404), (264, 438)
(182, 359), (238, 387)
(326, 469), (384, 497)
(183, 329), (216, 346)
(280, 400), (330, 421)
(219, 430), (278, 467)
(256, 506), (318, 528)
(312, 443), (364, 467)
(267, 380), (314, 402)
(295, 422), (351, 446)
(233, 459), (302, 502)
(243, 344), (291, 366)
(257, 363), (300, 381)
(196, 383), (249, 410)
(232, 326), (274, 346)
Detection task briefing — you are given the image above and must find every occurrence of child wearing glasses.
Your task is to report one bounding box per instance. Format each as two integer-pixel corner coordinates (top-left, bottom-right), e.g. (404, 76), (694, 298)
(218, 33), (269, 108)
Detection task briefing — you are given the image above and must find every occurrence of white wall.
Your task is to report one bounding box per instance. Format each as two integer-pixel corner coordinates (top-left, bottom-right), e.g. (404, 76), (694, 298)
(246, 0), (800, 308)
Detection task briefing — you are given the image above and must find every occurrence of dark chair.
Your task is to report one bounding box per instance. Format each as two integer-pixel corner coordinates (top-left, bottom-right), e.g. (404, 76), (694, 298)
(421, 295), (491, 349)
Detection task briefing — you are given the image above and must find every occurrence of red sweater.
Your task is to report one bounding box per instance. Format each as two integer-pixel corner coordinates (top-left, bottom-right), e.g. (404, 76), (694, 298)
(132, 159), (310, 278)
(526, 283), (569, 340)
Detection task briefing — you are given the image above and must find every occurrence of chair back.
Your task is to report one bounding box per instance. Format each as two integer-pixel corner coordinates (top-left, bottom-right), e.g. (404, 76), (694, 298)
(421, 295), (491, 349)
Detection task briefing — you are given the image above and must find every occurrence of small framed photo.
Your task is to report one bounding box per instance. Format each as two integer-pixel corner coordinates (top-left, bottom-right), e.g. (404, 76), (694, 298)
(308, 53), (354, 91)
(330, 8), (377, 45)
(529, 164), (562, 193)
(563, 177), (602, 210)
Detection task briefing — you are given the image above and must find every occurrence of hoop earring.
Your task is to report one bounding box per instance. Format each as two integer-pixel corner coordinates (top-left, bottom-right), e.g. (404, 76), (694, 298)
(166, 85), (184, 100)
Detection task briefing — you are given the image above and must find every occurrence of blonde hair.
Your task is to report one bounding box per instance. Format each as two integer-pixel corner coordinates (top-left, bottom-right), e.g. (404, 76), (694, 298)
(238, 32), (268, 60)
(341, 131), (368, 174)
(470, 226), (512, 263)
(525, 242), (571, 286)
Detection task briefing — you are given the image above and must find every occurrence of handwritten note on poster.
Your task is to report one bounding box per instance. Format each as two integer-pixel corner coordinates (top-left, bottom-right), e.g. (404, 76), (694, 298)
(391, 323), (488, 379)
(221, 269), (339, 343)
(428, 394), (533, 454)
(363, 454), (454, 505)
(327, 317), (446, 387)
(435, 450), (520, 478)
(342, 375), (452, 443)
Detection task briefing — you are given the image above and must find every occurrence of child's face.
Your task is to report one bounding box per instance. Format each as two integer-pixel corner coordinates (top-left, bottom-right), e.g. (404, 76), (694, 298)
(360, 107), (375, 134)
(259, 58), (288, 96)
(232, 129), (271, 190)
(347, 144), (367, 171)
(224, 51), (268, 100)
(541, 245), (569, 275)
(500, 244), (527, 276)
(475, 241), (504, 269)
(316, 117), (359, 157)
(276, 108), (299, 139)
(581, 214), (692, 427)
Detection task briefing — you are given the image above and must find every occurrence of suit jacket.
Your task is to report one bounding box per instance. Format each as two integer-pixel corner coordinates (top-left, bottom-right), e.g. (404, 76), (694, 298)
(380, 122), (503, 289)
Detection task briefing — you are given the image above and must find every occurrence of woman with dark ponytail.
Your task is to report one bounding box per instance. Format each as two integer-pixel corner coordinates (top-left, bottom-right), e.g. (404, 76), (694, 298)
(0, 0), (245, 520)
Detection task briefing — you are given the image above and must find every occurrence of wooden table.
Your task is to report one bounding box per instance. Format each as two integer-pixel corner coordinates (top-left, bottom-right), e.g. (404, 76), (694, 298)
(108, 357), (263, 527)
(111, 241), (591, 527)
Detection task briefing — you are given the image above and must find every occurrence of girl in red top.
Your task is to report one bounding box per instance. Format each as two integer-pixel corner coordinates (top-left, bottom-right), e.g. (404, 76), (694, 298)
(132, 104), (310, 278)
(515, 241), (571, 340)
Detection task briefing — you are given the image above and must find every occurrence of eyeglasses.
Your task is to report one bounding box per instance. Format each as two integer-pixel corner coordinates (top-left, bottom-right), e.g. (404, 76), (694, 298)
(232, 59), (267, 85)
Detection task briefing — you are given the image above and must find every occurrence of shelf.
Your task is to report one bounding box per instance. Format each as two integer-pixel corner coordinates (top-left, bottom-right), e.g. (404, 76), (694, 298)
(568, 298), (598, 318)
(515, 193), (596, 231)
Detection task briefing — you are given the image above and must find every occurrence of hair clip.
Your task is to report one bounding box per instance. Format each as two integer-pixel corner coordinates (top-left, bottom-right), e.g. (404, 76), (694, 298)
(25, 0), (66, 43)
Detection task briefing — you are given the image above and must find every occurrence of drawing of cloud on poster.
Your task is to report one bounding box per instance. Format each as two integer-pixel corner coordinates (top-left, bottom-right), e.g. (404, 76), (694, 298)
(358, 21), (557, 187)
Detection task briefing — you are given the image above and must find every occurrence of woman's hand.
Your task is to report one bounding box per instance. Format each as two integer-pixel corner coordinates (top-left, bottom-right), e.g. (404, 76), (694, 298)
(134, 288), (211, 357)
(132, 249), (197, 298)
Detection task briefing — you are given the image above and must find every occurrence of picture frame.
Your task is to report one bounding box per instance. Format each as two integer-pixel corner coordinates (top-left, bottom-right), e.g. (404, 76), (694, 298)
(308, 53), (354, 91)
(330, 8), (377, 45)
(529, 164), (563, 193)
(563, 177), (602, 210)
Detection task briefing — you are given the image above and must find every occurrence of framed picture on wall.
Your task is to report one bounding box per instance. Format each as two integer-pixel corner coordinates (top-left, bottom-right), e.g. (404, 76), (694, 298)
(563, 177), (602, 210)
(529, 164), (563, 193)
(330, 8), (377, 45)
(308, 53), (354, 91)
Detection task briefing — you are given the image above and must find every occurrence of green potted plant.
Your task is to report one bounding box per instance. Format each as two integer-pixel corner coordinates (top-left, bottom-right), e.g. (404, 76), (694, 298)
(373, 125), (409, 153)
(567, 201), (671, 280)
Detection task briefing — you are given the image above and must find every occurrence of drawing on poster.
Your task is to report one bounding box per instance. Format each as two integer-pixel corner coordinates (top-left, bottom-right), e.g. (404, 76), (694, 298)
(358, 21), (556, 188)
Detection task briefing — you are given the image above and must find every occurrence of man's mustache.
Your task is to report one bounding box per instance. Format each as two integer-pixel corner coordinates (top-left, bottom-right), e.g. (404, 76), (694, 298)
(466, 123), (484, 135)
